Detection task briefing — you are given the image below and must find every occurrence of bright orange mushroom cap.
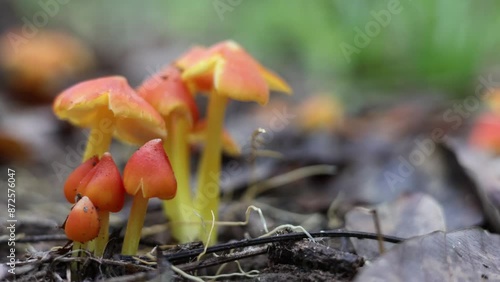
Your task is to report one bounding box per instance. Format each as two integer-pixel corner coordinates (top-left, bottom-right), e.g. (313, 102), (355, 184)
(64, 155), (99, 203)
(53, 76), (166, 144)
(297, 94), (344, 132)
(176, 40), (292, 105)
(64, 196), (100, 243)
(137, 66), (199, 126)
(123, 139), (177, 200)
(0, 29), (94, 104)
(76, 153), (125, 212)
(469, 113), (500, 153)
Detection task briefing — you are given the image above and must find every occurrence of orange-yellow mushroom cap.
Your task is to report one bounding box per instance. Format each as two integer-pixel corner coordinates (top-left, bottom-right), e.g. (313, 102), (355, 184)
(137, 66), (199, 125)
(123, 139), (177, 200)
(64, 196), (100, 243)
(64, 155), (99, 203)
(484, 88), (500, 114)
(76, 153), (125, 212)
(53, 76), (166, 144)
(0, 29), (94, 104)
(176, 46), (213, 92)
(297, 94), (344, 131)
(177, 41), (292, 105)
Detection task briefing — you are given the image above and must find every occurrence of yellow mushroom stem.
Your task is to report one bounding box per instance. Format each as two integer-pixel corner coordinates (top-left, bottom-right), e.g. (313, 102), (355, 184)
(122, 194), (149, 255)
(194, 93), (228, 245)
(81, 110), (115, 255)
(162, 113), (199, 242)
(94, 210), (109, 257)
(82, 110), (114, 161)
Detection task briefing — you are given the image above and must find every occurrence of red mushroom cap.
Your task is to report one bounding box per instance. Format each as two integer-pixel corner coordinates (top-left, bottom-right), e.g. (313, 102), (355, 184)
(77, 153), (125, 212)
(123, 139), (177, 200)
(64, 155), (99, 203)
(469, 113), (500, 153)
(137, 66), (199, 126)
(64, 196), (100, 243)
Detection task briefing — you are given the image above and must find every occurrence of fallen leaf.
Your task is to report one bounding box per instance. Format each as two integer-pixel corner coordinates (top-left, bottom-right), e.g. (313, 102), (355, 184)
(354, 228), (500, 282)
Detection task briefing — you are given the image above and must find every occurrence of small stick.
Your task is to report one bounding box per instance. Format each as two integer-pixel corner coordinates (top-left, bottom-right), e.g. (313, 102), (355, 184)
(371, 209), (385, 254)
(163, 230), (403, 263)
(178, 246), (267, 272)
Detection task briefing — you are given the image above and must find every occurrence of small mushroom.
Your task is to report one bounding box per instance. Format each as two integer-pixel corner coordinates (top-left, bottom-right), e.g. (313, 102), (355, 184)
(469, 113), (500, 154)
(122, 139), (177, 255)
(63, 155), (99, 203)
(53, 76), (166, 162)
(176, 40), (291, 244)
(0, 29), (94, 104)
(297, 94), (344, 132)
(64, 196), (100, 243)
(137, 66), (199, 242)
(75, 153), (125, 256)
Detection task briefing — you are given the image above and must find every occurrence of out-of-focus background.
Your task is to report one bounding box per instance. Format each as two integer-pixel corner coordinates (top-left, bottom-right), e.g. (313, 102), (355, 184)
(2, 0), (500, 259)
(3, 1), (500, 104)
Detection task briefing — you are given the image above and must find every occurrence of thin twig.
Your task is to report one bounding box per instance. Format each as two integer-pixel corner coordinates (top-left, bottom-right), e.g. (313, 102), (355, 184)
(371, 209), (385, 254)
(178, 246), (267, 272)
(163, 230), (403, 263)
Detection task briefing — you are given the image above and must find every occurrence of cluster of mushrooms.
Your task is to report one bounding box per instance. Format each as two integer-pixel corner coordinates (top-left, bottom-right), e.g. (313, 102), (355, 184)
(53, 40), (292, 256)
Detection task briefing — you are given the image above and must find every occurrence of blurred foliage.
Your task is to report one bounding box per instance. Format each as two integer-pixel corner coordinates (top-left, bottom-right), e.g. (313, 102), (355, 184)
(9, 0), (500, 103)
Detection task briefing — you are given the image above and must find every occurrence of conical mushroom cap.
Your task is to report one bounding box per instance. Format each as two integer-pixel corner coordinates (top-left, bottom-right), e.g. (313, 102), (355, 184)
(77, 153), (125, 212)
(64, 155), (99, 203)
(64, 196), (100, 243)
(123, 139), (177, 200)
(138, 66), (199, 126)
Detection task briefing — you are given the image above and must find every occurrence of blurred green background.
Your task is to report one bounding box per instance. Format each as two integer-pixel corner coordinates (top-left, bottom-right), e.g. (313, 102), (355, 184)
(6, 0), (500, 107)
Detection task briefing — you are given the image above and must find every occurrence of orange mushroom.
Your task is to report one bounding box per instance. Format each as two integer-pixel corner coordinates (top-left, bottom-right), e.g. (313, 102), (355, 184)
(53, 76), (166, 162)
(122, 139), (177, 255)
(63, 155), (99, 203)
(76, 152), (125, 256)
(297, 94), (344, 132)
(469, 113), (500, 153)
(137, 66), (199, 242)
(176, 40), (291, 244)
(0, 29), (94, 104)
(64, 196), (100, 243)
